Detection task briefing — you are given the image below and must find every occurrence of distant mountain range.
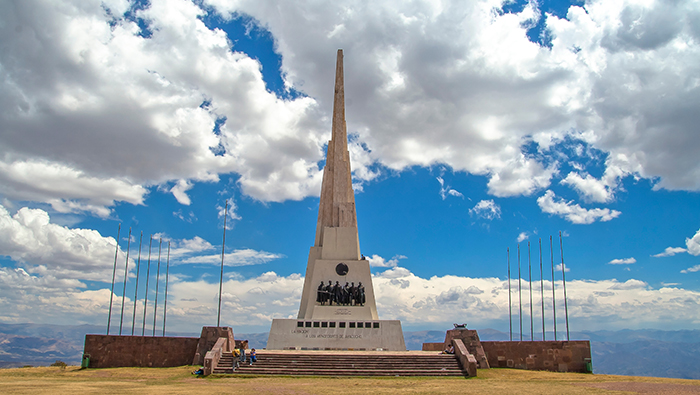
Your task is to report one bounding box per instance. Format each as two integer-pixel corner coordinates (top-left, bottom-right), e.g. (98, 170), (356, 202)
(1, 322), (699, 379)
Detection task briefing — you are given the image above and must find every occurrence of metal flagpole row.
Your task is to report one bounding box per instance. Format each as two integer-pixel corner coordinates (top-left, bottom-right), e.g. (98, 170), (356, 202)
(153, 239), (162, 337)
(507, 248), (512, 341)
(506, 233), (571, 343)
(218, 201), (228, 327)
(119, 228), (132, 335)
(142, 236), (152, 336)
(131, 232), (143, 335)
(107, 224), (121, 335)
(163, 242), (171, 336)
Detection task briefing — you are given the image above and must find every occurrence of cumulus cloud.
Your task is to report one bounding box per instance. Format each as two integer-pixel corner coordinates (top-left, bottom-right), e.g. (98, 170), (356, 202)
(2, 260), (700, 332)
(367, 254), (407, 268)
(561, 171), (617, 203)
(537, 190), (621, 224)
(208, 0), (700, 203)
(0, 204), (122, 281)
(608, 257), (636, 265)
(0, 204), (282, 286)
(469, 200), (501, 220)
(517, 232), (529, 243)
(0, 0), (326, 216)
(652, 247), (687, 257)
(2, 0), (700, 217)
(686, 228), (700, 256)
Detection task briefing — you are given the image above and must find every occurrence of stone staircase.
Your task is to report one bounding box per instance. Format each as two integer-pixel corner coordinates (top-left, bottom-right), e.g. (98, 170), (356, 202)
(213, 352), (465, 377)
(212, 352), (235, 374)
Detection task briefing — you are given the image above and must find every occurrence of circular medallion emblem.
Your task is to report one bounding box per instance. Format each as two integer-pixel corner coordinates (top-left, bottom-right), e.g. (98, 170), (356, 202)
(335, 262), (349, 276)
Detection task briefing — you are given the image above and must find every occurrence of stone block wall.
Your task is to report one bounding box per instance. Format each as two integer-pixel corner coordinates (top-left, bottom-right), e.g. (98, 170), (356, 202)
(481, 340), (591, 373)
(83, 335), (199, 368)
(422, 342), (444, 351)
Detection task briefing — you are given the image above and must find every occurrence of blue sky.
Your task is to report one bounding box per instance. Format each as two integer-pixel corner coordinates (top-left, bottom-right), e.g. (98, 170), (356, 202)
(1, 0), (699, 335)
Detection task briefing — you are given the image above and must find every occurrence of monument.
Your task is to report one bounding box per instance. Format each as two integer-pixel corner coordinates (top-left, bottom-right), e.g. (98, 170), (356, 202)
(267, 50), (406, 351)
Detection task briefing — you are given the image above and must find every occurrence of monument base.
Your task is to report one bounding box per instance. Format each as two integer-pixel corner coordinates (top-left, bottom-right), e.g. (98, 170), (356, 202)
(267, 318), (406, 351)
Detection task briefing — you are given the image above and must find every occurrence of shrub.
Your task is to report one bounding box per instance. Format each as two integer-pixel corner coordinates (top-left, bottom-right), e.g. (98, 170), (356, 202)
(50, 360), (67, 368)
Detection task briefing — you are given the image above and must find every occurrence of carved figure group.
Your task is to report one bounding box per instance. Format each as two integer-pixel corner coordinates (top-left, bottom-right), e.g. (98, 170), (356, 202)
(316, 280), (365, 306)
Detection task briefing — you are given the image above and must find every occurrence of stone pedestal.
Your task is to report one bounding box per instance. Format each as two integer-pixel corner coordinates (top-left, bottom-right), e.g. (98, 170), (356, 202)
(267, 319), (405, 351)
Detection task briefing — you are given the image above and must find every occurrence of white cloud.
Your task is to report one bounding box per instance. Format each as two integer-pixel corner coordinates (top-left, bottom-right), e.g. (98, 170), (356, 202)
(469, 200), (501, 220)
(554, 263), (570, 273)
(371, 267), (700, 331)
(3, 260), (700, 332)
(213, 0), (700, 199)
(170, 180), (193, 205)
(436, 177), (463, 200)
(652, 247), (687, 257)
(681, 265), (700, 274)
(607, 279), (647, 290)
(686, 228), (700, 256)
(217, 198), (242, 229)
(609, 257), (636, 265)
(0, 0), (327, 215)
(367, 254), (407, 268)
(2, 0), (700, 215)
(179, 248), (284, 266)
(537, 190), (621, 224)
(0, 161), (147, 218)
(0, 204), (122, 282)
(561, 171), (616, 203)
(517, 232), (529, 243)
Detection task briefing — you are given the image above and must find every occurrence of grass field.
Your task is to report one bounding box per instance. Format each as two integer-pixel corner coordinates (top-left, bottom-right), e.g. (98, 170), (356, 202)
(1, 366), (699, 394)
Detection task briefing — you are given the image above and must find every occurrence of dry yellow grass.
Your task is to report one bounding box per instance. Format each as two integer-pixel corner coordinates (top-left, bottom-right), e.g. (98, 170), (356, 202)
(1, 366), (699, 394)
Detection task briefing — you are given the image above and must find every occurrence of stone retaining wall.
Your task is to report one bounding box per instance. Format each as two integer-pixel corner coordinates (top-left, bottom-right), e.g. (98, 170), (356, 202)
(83, 335), (199, 368)
(481, 340), (591, 373)
(421, 342), (443, 351)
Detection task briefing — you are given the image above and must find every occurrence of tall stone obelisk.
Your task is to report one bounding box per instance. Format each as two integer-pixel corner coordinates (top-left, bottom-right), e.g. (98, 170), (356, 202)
(267, 50), (405, 351)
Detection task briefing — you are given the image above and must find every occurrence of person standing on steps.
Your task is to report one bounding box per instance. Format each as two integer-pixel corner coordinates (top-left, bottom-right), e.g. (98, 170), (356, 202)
(239, 342), (246, 365)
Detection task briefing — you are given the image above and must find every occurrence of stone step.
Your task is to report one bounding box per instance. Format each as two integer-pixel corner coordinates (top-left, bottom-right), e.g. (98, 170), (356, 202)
(211, 352), (465, 377)
(230, 367), (463, 376)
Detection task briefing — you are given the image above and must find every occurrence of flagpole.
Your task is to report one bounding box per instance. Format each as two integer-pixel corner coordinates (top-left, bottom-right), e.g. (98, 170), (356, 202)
(560, 231), (570, 341)
(539, 238), (545, 341)
(217, 201), (228, 327)
(119, 227), (132, 335)
(131, 231), (143, 335)
(107, 224), (120, 335)
(153, 238), (162, 336)
(142, 235), (152, 336)
(551, 235), (557, 341)
(518, 243), (522, 341)
(163, 241), (170, 336)
(529, 241), (533, 341)
(507, 248), (512, 341)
